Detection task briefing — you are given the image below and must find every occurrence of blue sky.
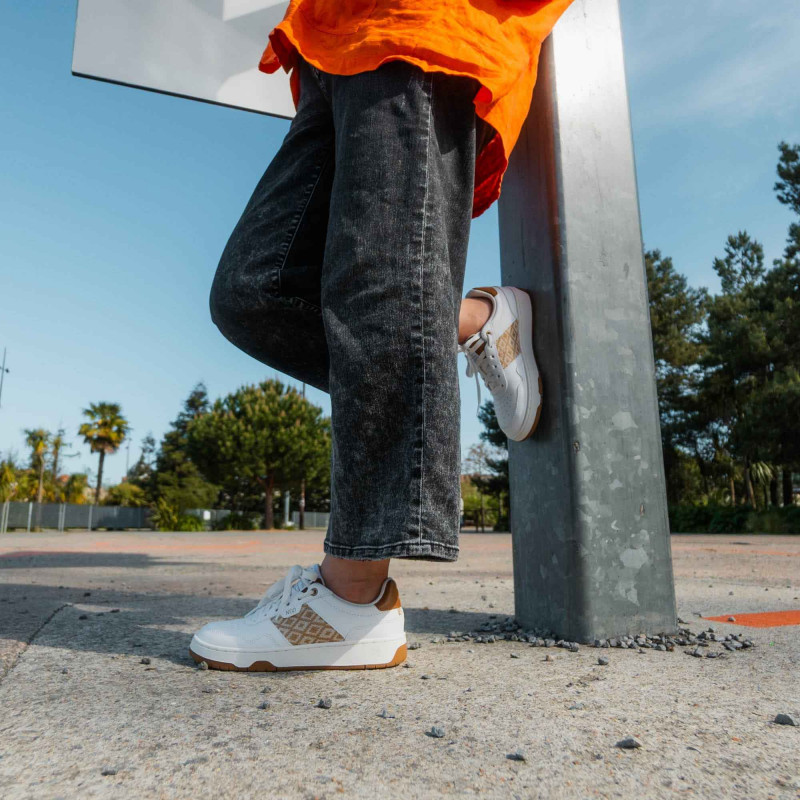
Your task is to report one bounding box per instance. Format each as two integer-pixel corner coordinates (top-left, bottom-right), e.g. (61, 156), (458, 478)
(1, 1), (798, 487)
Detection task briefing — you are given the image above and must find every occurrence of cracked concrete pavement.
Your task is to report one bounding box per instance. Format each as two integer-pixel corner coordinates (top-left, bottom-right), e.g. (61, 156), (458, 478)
(0, 531), (798, 799)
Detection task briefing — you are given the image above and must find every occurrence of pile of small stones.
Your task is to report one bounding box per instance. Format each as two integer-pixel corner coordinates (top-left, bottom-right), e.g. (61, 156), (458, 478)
(421, 615), (757, 658)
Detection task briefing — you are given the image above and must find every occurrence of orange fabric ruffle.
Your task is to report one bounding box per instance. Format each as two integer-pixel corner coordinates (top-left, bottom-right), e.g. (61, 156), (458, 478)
(259, 0), (575, 218)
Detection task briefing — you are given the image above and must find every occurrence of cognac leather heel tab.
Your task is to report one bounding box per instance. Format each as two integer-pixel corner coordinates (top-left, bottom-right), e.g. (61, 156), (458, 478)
(375, 579), (401, 611)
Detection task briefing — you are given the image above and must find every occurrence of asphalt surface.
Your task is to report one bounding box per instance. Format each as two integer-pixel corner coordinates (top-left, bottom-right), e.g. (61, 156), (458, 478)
(0, 531), (798, 799)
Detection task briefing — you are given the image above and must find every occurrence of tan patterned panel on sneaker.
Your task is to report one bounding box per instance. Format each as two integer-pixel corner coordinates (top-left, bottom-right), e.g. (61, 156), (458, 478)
(272, 605), (345, 646)
(496, 319), (521, 368)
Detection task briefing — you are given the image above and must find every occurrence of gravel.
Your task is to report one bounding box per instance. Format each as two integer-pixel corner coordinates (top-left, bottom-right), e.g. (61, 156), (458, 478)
(404, 614), (760, 661)
(140, 657), (151, 665)
(197, 661), (209, 671)
(598, 657), (609, 666)
(315, 698), (332, 709)
(378, 708), (396, 719)
(615, 736), (642, 749)
(774, 713), (798, 727)
(426, 726), (445, 739)
(506, 750), (527, 762)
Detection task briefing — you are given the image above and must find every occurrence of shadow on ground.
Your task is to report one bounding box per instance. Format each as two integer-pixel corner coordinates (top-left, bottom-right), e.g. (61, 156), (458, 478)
(0, 552), (192, 569)
(0, 579), (499, 670)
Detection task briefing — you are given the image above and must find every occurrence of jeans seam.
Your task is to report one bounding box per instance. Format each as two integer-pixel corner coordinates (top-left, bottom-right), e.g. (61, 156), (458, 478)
(324, 537), (458, 552)
(417, 72), (434, 548)
(276, 152), (333, 281)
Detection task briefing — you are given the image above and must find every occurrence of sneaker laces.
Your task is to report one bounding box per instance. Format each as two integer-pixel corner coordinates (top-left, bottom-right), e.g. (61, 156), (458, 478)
(460, 330), (503, 411)
(246, 564), (320, 619)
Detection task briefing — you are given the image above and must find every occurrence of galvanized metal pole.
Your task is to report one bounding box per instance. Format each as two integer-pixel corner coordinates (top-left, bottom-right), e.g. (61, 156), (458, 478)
(498, 0), (677, 641)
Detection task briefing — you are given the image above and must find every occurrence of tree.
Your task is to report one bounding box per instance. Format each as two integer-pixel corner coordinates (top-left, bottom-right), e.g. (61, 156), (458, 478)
(78, 403), (129, 504)
(0, 457), (18, 502)
(476, 400), (510, 523)
(695, 232), (773, 506)
(127, 433), (157, 498)
(24, 428), (50, 504)
(64, 473), (89, 504)
(463, 442), (497, 531)
(186, 379), (331, 529)
(644, 250), (707, 503)
(152, 385), (218, 511)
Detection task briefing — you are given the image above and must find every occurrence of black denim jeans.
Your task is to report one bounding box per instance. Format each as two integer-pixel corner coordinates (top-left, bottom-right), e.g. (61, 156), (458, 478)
(210, 56), (492, 561)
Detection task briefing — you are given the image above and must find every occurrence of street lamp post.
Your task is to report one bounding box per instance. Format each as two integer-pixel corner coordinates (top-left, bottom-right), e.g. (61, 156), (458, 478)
(0, 348), (9, 409)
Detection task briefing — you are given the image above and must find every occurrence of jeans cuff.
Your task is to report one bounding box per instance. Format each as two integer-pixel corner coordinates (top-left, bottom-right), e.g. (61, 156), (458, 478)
(323, 538), (459, 563)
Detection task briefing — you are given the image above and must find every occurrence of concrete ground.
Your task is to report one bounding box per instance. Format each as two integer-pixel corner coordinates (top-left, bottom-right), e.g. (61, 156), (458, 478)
(0, 531), (798, 800)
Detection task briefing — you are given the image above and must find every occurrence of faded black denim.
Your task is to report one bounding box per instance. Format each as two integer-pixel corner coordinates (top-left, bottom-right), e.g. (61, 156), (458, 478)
(210, 56), (492, 561)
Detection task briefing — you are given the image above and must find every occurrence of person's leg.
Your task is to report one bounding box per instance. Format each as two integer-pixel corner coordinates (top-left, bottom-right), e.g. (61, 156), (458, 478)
(317, 61), (487, 571)
(208, 56), (334, 393)
(190, 60), (493, 671)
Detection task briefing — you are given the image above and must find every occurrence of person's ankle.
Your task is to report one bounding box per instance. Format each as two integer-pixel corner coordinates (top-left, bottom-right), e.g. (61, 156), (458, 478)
(319, 555), (391, 604)
(458, 296), (493, 344)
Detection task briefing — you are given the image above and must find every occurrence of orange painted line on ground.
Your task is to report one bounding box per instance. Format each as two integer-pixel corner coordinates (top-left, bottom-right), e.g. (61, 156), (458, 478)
(703, 610), (800, 628)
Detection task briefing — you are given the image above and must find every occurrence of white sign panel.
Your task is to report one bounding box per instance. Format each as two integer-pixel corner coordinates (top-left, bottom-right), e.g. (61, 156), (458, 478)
(72, 0), (294, 119)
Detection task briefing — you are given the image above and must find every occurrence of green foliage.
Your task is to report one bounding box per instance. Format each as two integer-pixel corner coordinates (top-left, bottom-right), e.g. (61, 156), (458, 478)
(0, 458), (18, 502)
(213, 511), (260, 531)
(151, 385), (219, 512)
(126, 434), (157, 499)
(151, 498), (179, 531)
(177, 514), (206, 532)
(775, 141), (800, 215)
(64, 473), (89, 504)
(669, 504), (800, 534)
(24, 428), (50, 504)
(150, 498), (204, 532)
(104, 481), (147, 507)
(186, 379), (331, 529)
(79, 402), (129, 504)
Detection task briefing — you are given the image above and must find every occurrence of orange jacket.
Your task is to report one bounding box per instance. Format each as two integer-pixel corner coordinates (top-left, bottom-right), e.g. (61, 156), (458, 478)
(259, 0), (575, 218)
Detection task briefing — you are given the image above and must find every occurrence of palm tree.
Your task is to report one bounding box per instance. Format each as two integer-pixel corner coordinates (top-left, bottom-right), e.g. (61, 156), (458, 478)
(79, 403), (130, 504)
(24, 428), (50, 504)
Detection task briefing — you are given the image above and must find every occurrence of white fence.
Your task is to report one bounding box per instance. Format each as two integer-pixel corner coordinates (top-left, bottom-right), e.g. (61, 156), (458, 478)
(0, 501), (151, 533)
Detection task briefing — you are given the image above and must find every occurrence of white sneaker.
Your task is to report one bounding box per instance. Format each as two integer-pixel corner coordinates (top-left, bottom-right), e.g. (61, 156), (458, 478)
(460, 286), (543, 441)
(189, 564), (407, 671)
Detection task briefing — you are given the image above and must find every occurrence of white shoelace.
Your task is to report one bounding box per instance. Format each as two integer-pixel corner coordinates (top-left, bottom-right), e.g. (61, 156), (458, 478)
(461, 330), (503, 411)
(246, 564), (320, 619)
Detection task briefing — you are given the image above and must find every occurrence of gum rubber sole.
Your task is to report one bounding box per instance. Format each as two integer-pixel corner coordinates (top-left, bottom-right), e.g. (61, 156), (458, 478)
(521, 375), (544, 440)
(188, 643), (407, 672)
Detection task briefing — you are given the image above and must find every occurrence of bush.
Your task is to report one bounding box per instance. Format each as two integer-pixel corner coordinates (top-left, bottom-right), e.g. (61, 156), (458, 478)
(707, 505), (753, 533)
(176, 513), (205, 532)
(151, 498), (206, 532)
(213, 512), (260, 531)
(669, 504), (800, 534)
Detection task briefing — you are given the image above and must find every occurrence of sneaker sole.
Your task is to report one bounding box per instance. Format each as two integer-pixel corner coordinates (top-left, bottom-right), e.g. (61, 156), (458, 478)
(188, 642), (407, 672)
(507, 288), (543, 441)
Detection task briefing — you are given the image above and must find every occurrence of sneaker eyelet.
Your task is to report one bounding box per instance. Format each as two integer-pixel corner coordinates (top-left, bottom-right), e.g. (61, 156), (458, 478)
(310, 588), (318, 596)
